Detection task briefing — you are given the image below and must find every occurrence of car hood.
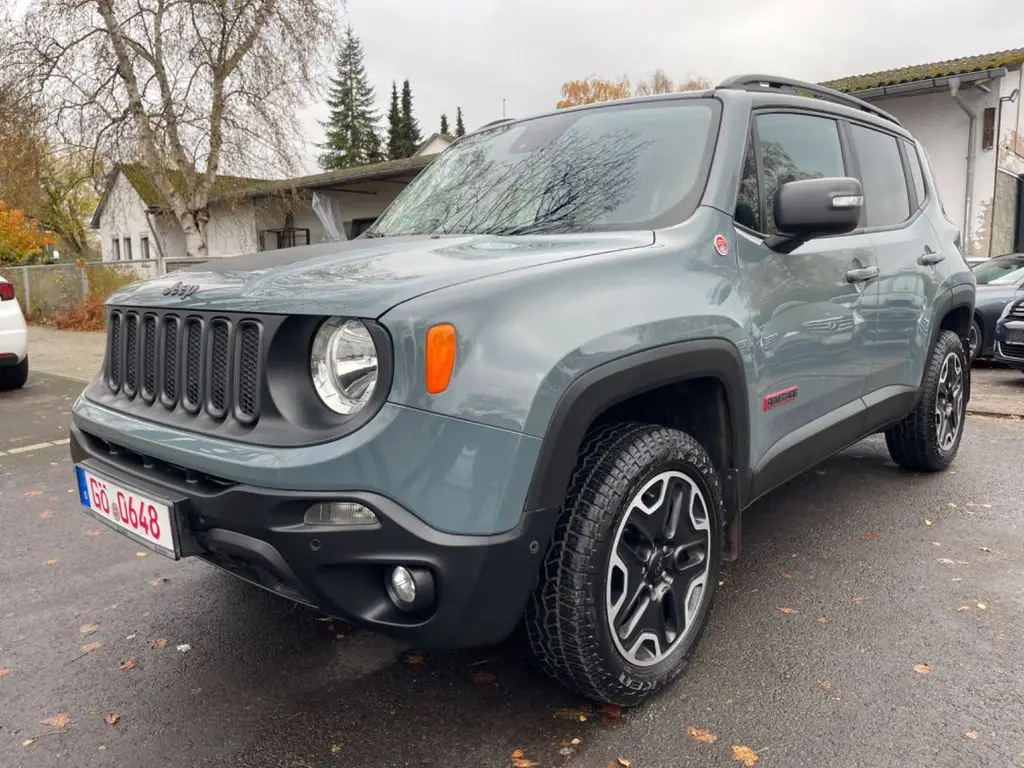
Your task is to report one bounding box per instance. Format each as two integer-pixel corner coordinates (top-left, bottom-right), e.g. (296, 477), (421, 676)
(108, 232), (655, 317)
(975, 283), (1020, 307)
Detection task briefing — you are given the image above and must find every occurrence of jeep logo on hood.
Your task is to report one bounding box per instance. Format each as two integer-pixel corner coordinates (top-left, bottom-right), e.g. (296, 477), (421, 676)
(162, 281), (200, 299)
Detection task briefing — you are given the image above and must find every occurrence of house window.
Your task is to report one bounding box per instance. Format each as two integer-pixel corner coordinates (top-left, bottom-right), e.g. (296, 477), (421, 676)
(140, 236), (150, 260)
(123, 237), (133, 261)
(112, 238), (121, 261)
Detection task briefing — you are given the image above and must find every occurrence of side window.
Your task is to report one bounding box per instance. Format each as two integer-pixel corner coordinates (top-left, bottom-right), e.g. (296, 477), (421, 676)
(754, 113), (845, 234)
(903, 139), (927, 207)
(735, 133), (761, 232)
(849, 124), (910, 227)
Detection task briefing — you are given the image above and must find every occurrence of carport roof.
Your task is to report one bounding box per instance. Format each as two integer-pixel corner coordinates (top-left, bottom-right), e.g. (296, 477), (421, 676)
(821, 47), (1024, 93)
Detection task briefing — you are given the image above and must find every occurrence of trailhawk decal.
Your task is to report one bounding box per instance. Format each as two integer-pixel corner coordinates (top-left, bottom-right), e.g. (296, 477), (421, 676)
(763, 386), (798, 411)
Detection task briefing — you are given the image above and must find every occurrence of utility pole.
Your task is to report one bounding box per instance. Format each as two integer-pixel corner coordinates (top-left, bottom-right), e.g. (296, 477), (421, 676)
(501, 98), (506, 119)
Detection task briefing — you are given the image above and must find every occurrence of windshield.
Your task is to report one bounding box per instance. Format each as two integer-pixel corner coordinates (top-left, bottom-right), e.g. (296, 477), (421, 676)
(368, 99), (719, 237)
(973, 255), (1024, 285)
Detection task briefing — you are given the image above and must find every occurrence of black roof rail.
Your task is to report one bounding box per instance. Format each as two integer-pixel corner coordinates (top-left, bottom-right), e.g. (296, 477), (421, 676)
(717, 74), (902, 126)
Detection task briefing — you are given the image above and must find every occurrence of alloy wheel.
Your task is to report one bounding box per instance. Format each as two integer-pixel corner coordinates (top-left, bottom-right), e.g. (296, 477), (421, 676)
(606, 470), (711, 667)
(934, 351), (965, 452)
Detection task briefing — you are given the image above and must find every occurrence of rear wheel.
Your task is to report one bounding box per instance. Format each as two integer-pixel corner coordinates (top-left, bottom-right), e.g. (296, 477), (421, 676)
(0, 356), (28, 391)
(885, 330), (966, 471)
(524, 422), (724, 706)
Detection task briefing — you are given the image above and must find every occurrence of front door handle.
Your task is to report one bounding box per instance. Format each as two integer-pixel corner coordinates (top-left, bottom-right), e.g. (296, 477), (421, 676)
(846, 265), (879, 283)
(918, 251), (945, 266)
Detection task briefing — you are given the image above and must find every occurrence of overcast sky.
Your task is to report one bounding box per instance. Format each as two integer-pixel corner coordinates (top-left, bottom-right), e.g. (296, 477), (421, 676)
(295, 0), (1024, 172)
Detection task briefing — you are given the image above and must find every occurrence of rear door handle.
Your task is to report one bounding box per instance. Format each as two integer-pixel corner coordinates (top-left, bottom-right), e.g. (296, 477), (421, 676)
(846, 265), (879, 283)
(918, 251), (945, 266)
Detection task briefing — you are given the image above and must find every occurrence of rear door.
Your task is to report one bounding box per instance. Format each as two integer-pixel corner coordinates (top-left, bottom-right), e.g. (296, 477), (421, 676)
(845, 122), (941, 397)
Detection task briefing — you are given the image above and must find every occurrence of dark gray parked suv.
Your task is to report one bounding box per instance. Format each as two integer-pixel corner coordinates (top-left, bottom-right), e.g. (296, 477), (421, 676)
(69, 75), (976, 706)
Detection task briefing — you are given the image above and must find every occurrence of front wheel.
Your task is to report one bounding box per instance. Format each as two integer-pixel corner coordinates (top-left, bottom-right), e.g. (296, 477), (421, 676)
(524, 422), (724, 706)
(885, 330), (967, 471)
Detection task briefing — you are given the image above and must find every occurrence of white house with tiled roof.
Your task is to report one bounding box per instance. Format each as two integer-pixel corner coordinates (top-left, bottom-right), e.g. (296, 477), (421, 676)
(822, 48), (1024, 259)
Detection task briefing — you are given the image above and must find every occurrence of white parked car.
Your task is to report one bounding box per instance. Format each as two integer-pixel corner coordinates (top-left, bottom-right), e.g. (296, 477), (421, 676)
(0, 276), (29, 390)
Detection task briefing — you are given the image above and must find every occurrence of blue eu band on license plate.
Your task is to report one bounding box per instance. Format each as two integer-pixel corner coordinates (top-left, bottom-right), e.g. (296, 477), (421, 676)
(75, 466), (91, 507)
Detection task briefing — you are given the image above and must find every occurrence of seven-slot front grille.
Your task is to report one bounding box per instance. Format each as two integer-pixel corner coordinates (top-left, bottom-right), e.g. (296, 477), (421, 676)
(106, 309), (262, 425)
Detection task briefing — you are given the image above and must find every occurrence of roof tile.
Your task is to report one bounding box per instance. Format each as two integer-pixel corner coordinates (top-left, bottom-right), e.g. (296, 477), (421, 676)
(821, 47), (1024, 93)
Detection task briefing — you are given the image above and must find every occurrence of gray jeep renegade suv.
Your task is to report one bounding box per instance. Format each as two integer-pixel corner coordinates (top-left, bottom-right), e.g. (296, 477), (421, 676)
(70, 75), (976, 706)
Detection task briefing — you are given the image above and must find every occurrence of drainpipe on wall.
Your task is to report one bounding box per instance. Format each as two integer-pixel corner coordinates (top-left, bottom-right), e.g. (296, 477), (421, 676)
(950, 77), (978, 254)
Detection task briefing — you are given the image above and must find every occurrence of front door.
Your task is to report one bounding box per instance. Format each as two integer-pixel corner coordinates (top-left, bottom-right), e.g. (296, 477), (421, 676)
(733, 111), (877, 478)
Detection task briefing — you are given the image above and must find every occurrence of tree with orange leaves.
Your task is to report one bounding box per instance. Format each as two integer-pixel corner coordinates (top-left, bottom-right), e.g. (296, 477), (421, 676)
(556, 75), (632, 109)
(0, 201), (53, 265)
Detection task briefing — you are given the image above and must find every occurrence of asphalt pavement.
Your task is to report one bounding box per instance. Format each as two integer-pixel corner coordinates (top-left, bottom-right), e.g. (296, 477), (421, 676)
(2, 372), (1022, 768)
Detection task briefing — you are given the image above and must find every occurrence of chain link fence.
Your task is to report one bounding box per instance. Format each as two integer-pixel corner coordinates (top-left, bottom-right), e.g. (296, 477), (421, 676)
(0, 260), (161, 320)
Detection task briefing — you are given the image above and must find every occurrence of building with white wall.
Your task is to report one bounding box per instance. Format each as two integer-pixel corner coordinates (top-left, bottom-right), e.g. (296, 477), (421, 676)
(823, 48), (1024, 258)
(90, 133), (453, 266)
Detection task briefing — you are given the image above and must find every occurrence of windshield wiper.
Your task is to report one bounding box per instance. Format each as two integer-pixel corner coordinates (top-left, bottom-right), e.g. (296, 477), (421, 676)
(363, 230), (387, 238)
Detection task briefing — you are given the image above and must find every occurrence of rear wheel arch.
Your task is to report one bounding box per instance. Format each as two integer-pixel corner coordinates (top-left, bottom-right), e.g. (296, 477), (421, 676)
(522, 339), (750, 555)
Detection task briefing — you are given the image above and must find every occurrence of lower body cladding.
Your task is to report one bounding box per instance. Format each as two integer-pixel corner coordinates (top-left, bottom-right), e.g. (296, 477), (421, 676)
(70, 425), (555, 649)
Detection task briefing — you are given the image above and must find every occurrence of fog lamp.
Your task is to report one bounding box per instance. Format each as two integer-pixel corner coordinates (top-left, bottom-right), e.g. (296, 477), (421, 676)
(303, 502), (378, 527)
(386, 565), (436, 612)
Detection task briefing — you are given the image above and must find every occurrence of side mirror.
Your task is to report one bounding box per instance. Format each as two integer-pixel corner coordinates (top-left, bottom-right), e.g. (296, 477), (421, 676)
(767, 177), (864, 254)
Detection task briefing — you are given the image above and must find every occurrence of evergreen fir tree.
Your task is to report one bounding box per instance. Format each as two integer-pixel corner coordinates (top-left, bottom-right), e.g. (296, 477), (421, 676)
(317, 25), (382, 170)
(440, 113), (449, 135)
(386, 82), (402, 160)
(398, 79), (422, 157)
(455, 107), (466, 137)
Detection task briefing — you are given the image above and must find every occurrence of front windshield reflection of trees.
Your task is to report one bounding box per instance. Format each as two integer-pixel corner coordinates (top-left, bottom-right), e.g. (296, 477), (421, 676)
(369, 103), (714, 237)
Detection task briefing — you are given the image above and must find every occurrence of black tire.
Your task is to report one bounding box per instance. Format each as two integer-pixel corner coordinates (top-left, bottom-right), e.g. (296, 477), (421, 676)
(524, 422), (724, 706)
(0, 356), (28, 391)
(968, 319), (982, 361)
(885, 330), (967, 471)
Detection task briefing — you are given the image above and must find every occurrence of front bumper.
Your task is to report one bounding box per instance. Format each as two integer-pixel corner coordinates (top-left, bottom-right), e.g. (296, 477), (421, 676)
(70, 424), (556, 649)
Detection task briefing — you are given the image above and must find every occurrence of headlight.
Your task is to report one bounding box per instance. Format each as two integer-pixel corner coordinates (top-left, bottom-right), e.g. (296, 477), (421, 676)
(310, 318), (379, 414)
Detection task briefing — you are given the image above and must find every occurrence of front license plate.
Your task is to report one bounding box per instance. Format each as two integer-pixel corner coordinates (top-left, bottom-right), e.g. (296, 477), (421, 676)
(75, 465), (178, 558)
(1007, 328), (1024, 345)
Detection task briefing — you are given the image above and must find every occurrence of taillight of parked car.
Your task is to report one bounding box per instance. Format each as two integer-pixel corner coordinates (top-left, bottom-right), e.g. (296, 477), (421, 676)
(0, 283), (15, 302)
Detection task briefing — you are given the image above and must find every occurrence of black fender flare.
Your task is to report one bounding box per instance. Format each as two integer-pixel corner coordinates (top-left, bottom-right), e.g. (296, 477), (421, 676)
(928, 282), (975, 402)
(522, 338), (751, 557)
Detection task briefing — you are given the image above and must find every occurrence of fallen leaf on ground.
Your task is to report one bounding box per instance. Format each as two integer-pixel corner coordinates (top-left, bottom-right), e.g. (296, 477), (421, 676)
(150, 577), (168, 585)
(85, 530), (100, 537)
(976, 546), (991, 553)
(330, 744), (341, 754)
(687, 727), (719, 744)
(23, 738), (36, 747)
(40, 714), (70, 728)
(924, 519), (933, 526)
(554, 707), (592, 721)
(511, 748), (525, 759)
(600, 704), (622, 718)
(732, 745), (760, 766)
(817, 616), (828, 625)
(513, 759), (538, 768)
(148, 639), (167, 650)
(25, 490), (43, 498)
(43, 559), (58, 566)
(119, 658), (137, 671)
(914, 663), (931, 675)
(571, 738), (581, 745)
(616, 758), (632, 767)
(125, 633), (136, 640)
(861, 533), (880, 540)
(977, 603), (986, 610)
(778, 607), (799, 615)
(104, 714), (120, 726)
(964, 730), (978, 740)
(957, 606), (970, 612)
(176, 644), (191, 653)
(400, 650), (425, 665)
(470, 669), (496, 684)
(80, 623), (99, 635)
(780, 571), (793, 579)
(0, 668), (10, 678)
(135, 551), (147, 558)
(39, 510), (55, 518)
(81, 642), (101, 653)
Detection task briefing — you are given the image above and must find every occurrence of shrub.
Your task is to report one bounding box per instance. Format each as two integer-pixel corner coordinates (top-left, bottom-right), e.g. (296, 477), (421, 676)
(45, 265), (137, 331)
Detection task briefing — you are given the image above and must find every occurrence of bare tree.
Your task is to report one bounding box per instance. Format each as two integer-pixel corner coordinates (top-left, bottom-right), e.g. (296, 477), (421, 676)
(6, 0), (343, 258)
